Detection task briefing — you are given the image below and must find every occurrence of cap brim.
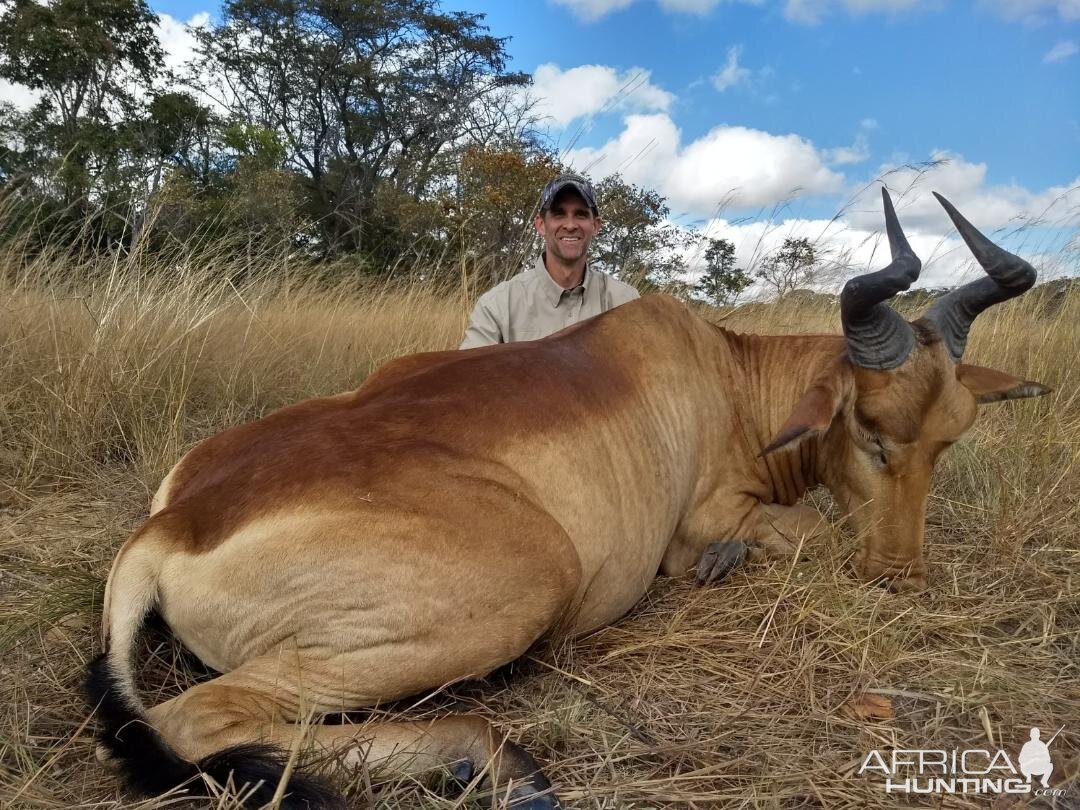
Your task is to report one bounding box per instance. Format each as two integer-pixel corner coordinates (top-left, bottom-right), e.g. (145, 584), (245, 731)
(542, 180), (598, 213)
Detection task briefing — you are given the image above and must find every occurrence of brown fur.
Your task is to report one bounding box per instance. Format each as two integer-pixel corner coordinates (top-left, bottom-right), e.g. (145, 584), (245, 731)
(95, 294), (1048, 804)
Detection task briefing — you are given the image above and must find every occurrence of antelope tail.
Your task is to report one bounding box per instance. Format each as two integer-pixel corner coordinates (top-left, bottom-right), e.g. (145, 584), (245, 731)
(85, 523), (339, 809)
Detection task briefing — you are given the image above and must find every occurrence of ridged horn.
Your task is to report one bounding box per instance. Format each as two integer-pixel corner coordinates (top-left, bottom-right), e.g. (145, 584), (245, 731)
(841, 187), (923, 370)
(922, 192), (1037, 362)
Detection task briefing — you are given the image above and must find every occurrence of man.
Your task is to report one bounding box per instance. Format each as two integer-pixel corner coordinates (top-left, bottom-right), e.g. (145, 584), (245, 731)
(459, 172), (639, 349)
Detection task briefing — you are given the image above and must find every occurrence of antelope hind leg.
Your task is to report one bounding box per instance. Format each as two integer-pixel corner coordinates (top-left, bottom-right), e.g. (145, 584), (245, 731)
(312, 715), (561, 809)
(141, 654), (560, 808)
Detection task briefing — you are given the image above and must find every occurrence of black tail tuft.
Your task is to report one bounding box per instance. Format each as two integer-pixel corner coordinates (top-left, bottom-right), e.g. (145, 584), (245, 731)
(85, 654), (342, 809)
(85, 653), (201, 795)
(200, 744), (344, 810)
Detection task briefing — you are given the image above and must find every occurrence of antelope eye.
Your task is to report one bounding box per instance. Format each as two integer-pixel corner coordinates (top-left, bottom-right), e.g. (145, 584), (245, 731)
(867, 434), (888, 467)
(854, 421), (889, 466)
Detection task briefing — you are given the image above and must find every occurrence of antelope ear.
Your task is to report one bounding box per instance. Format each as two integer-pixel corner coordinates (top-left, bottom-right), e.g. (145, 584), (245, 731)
(762, 361), (850, 456)
(956, 363), (1051, 404)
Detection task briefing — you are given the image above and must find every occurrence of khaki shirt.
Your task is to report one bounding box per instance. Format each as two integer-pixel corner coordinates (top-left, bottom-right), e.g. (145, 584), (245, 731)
(459, 255), (640, 349)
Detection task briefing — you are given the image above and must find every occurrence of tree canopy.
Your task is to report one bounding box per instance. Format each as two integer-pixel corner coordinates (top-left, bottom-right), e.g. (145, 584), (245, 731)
(695, 237), (750, 306)
(755, 237), (819, 298)
(0, 0), (783, 300)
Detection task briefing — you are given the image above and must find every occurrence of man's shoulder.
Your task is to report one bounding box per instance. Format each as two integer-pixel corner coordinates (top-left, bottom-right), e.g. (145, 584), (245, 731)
(480, 265), (541, 299)
(595, 271), (640, 303)
(508, 263), (545, 287)
(607, 274), (640, 296)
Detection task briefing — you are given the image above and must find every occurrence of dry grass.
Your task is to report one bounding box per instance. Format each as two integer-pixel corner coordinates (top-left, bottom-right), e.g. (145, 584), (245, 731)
(1, 245), (1078, 810)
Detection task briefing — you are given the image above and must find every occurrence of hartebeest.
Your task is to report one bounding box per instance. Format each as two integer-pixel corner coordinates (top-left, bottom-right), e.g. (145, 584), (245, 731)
(88, 189), (1048, 808)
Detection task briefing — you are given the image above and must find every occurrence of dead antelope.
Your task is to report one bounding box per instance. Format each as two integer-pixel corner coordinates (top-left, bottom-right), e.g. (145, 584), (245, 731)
(88, 189), (1049, 808)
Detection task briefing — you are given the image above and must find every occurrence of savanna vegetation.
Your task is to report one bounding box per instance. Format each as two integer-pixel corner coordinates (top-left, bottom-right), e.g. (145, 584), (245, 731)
(1, 0), (1078, 808)
(1, 238), (1077, 808)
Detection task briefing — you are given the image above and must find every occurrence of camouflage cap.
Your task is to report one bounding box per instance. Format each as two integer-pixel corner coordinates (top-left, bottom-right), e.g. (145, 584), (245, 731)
(539, 173), (599, 215)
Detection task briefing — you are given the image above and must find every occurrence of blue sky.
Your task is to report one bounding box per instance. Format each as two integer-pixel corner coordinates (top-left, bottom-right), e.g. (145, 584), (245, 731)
(451, 0), (1078, 195)
(451, 0), (1080, 285)
(4, 0), (1077, 285)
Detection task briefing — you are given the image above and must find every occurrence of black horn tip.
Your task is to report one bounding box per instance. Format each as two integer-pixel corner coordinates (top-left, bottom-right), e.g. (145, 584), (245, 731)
(933, 190), (1037, 290)
(932, 191), (969, 232)
(932, 191), (989, 251)
(881, 185), (915, 260)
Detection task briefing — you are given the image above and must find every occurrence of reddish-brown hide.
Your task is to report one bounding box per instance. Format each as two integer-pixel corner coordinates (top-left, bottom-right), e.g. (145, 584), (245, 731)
(89, 193), (1049, 810)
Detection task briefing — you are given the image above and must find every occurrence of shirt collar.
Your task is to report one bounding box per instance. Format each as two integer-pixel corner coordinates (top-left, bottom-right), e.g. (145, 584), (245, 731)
(535, 253), (593, 308)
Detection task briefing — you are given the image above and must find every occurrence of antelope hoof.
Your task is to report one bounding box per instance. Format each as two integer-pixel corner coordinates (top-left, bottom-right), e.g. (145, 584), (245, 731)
(452, 743), (562, 809)
(508, 780), (563, 809)
(859, 556), (927, 593)
(503, 740), (562, 809)
(450, 758), (476, 784)
(695, 539), (749, 586)
(881, 573), (927, 594)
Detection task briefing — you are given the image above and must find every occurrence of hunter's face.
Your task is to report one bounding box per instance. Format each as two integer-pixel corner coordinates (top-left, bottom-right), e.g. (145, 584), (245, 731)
(535, 190), (602, 265)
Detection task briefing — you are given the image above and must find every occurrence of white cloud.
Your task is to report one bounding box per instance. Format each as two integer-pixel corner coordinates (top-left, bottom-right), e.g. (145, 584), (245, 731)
(831, 153), (1080, 287)
(846, 151), (1080, 234)
(659, 0), (723, 11)
(827, 132), (871, 165)
(687, 206), (1075, 296)
(981, 0), (1080, 21)
(157, 12), (211, 75)
(1043, 40), (1079, 62)
(530, 64), (673, 128)
(784, 0), (931, 24)
(843, 0), (931, 10)
(567, 113), (843, 214)
(592, 140), (1078, 294)
(551, 0), (763, 20)
(712, 46), (752, 92)
(860, 118), (879, 130)
(783, 0), (826, 24)
(685, 213), (984, 292)
(549, 0), (636, 21)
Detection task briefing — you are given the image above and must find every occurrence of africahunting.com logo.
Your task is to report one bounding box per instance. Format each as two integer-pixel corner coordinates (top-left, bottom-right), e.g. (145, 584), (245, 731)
(859, 726), (1066, 797)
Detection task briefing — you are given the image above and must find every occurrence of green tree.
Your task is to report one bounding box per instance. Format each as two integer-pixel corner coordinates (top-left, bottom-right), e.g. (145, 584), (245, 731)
(145, 92), (217, 182)
(695, 237), (750, 305)
(445, 142), (561, 284)
(128, 91), (218, 248)
(148, 119), (307, 262)
(0, 0), (163, 218)
(192, 0), (527, 261)
(591, 174), (693, 291)
(756, 237), (818, 299)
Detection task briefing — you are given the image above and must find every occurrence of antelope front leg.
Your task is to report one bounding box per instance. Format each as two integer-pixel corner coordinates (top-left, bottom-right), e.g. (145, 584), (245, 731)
(695, 538), (750, 585)
(675, 501), (828, 587)
(748, 502), (828, 560)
